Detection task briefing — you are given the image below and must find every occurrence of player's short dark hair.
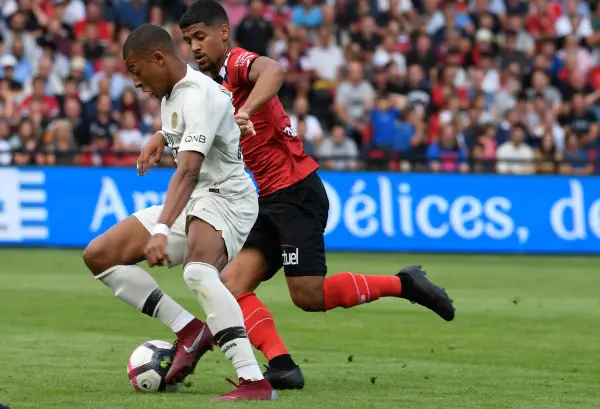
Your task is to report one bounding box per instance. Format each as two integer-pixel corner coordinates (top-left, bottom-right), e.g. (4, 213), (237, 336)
(122, 24), (176, 60)
(179, 0), (230, 30)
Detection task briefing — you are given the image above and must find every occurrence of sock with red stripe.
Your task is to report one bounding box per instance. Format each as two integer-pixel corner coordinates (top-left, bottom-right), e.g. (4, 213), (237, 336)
(237, 292), (297, 370)
(323, 272), (402, 311)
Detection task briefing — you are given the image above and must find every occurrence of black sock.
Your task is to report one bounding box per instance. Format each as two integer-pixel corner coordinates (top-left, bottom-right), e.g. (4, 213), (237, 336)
(269, 354), (297, 370)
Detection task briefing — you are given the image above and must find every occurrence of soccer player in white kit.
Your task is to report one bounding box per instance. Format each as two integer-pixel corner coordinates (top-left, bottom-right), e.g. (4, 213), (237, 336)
(83, 24), (276, 401)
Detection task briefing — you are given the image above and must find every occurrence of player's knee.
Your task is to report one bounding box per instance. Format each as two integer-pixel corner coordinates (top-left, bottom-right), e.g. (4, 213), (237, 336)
(288, 278), (325, 312)
(83, 237), (111, 276)
(220, 273), (245, 298)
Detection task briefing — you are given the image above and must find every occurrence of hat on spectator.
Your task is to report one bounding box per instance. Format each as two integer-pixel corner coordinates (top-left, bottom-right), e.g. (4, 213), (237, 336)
(476, 29), (493, 43)
(372, 53), (391, 69)
(0, 55), (17, 69)
(71, 57), (87, 72)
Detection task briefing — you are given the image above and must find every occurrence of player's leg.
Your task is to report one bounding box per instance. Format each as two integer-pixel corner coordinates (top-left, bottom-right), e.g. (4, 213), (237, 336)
(220, 239), (305, 390)
(182, 196), (276, 400)
(83, 207), (213, 383)
(279, 172), (455, 320)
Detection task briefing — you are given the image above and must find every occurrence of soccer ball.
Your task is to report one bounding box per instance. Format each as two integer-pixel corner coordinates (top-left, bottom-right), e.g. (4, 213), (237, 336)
(127, 340), (183, 393)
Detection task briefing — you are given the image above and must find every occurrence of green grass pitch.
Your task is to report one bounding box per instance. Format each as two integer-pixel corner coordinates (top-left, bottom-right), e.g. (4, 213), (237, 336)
(1, 249), (599, 409)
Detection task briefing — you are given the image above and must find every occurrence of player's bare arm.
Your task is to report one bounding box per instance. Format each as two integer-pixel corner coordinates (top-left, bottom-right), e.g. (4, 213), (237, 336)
(137, 131), (166, 175)
(237, 57), (286, 117)
(145, 151), (204, 267)
(234, 57), (286, 136)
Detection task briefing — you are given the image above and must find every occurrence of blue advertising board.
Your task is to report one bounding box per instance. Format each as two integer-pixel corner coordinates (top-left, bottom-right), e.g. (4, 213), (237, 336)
(1, 166), (600, 253)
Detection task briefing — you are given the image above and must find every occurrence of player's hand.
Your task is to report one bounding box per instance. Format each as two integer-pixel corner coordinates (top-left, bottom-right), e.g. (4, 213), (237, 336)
(137, 132), (165, 176)
(145, 234), (171, 268)
(234, 111), (256, 137)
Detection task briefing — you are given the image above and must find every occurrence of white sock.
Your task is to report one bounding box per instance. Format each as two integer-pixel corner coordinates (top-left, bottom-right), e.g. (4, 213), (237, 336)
(183, 262), (264, 381)
(96, 265), (195, 333)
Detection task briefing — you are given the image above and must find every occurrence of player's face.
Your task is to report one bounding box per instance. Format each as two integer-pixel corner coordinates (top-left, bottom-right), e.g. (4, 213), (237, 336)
(125, 51), (167, 99)
(182, 23), (229, 75)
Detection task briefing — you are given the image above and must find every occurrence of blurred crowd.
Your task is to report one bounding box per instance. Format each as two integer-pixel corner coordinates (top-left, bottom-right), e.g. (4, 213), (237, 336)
(1, 0), (600, 175)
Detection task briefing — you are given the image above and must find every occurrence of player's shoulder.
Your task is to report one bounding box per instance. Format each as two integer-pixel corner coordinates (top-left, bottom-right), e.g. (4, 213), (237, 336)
(169, 67), (220, 102)
(227, 47), (259, 70)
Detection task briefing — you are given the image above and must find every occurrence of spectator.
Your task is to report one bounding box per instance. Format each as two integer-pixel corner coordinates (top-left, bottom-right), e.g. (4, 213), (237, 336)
(555, 2), (593, 39)
(82, 22), (106, 63)
(525, 69), (562, 112)
(0, 118), (12, 165)
(114, 110), (144, 154)
(351, 15), (381, 57)
(90, 55), (128, 101)
(235, 0), (273, 57)
(292, 0), (323, 29)
(10, 117), (38, 165)
(20, 75), (59, 118)
(498, 30), (530, 72)
(561, 92), (599, 147)
(74, 1), (111, 43)
(500, 14), (535, 57)
(40, 118), (77, 165)
(266, 0), (292, 29)
(118, 0), (149, 30)
(3, 11), (38, 66)
(23, 54), (63, 97)
(426, 123), (469, 173)
(0, 79), (16, 119)
(0, 55), (24, 96)
(405, 34), (436, 74)
(87, 93), (118, 147)
(372, 34), (407, 77)
(140, 97), (160, 136)
(535, 133), (562, 174)
(496, 123), (535, 174)
(560, 131), (595, 175)
(334, 61), (375, 146)
(471, 124), (497, 173)
(63, 96), (89, 147)
(307, 26), (345, 85)
(116, 87), (141, 123)
(9, 39), (33, 86)
(317, 125), (359, 170)
(221, 0), (248, 31)
(58, 0), (86, 28)
(370, 94), (399, 149)
(289, 96), (323, 147)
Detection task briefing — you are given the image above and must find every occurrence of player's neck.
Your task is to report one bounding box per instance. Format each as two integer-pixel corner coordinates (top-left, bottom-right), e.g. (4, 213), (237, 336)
(166, 59), (189, 97)
(211, 43), (233, 78)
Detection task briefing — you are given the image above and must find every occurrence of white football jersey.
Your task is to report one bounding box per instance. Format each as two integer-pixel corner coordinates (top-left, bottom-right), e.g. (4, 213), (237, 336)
(160, 65), (255, 199)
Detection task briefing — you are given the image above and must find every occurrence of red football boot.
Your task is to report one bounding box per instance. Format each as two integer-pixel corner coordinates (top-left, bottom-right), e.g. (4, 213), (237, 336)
(213, 378), (278, 401)
(165, 318), (214, 384)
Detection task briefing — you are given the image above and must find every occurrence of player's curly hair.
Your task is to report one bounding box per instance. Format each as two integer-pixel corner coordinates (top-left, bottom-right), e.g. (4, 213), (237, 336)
(122, 24), (176, 60)
(179, 0), (230, 30)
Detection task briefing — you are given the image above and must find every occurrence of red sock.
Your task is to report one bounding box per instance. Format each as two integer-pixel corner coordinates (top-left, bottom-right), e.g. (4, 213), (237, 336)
(237, 292), (289, 361)
(323, 272), (402, 311)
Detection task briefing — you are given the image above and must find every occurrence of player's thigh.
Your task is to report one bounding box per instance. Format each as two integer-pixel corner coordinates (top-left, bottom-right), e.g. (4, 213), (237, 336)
(83, 205), (186, 275)
(184, 194), (258, 270)
(220, 248), (272, 297)
(237, 204), (283, 284)
(83, 215), (148, 275)
(279, 213), (328, 310)
(134, 205), (187, 268)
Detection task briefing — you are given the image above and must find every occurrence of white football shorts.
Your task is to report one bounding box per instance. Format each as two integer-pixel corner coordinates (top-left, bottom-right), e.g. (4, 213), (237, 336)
(133, 191), (258, 267)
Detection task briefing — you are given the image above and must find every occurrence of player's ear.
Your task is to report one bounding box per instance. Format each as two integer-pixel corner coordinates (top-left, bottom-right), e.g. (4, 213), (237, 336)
(220, 24), (230, 41)
(152, 51), (165, 66)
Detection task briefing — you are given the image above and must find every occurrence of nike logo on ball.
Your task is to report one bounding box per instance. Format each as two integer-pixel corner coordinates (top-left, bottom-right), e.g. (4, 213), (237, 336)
(183, 326), (206, 353)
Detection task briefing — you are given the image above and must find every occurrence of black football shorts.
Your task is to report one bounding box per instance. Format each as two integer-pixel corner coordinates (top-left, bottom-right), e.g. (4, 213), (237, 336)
(243, 171), (329, 280)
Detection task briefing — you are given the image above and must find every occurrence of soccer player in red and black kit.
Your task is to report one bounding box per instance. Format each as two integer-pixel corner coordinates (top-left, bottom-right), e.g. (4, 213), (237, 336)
(142, 0), (455, 390)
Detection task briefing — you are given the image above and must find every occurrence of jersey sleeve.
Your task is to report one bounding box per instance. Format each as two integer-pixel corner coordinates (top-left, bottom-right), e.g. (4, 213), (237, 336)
(227, 49), (259, 87)
(178, 88), (219, 157)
